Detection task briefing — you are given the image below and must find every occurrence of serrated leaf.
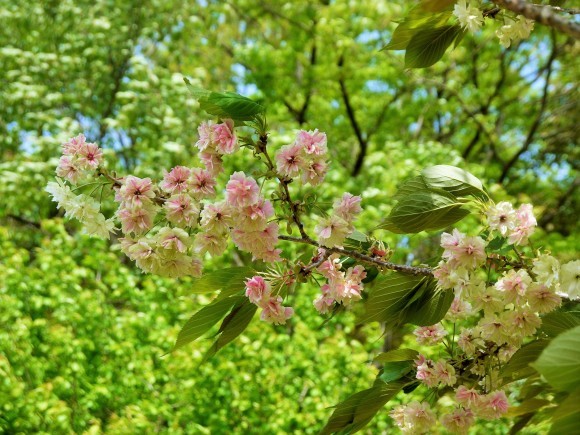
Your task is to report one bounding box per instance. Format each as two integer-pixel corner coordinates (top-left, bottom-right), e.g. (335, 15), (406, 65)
(188, 267), (254, 295)
(374, 349), (419, 364)
(365, 274), (426, 324)
(405, 280), (454, 326)
(202, 300), (258, 362)
(171, 295), (243, 353)
(502, 340), (549, 382)
(421, 165), (487, 199)
(540, 312), (580, 337)
(405, 24), (463, 68)
(532, 325), (580, 392)
(377, 190), (469, 233)
(320, 379), (406, 434)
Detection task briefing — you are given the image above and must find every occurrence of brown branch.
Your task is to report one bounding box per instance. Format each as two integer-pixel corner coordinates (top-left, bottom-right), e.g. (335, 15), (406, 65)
(279, 235), (434, 276)
(337, 54), (367, 177)
(6, 214), (41, 229)
(283, 40), (317, 125)
(498, 33), (557, 183)
(490, 0), (580, 39)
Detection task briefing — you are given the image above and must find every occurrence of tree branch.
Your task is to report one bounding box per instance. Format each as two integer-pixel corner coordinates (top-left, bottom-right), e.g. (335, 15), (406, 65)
(337, 54), (367, 177)
(278, 235), (434, 276)
(498, 33), (557, 183)
(490, 0), (580, 39)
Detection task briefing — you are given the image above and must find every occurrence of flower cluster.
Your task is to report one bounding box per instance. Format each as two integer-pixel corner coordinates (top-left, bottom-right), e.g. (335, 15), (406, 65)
(245, 276), (294, 324)
(451, 1), (535, 48)
(400, 201), (580, 433)
(496, 16), (534, 48)
(314, 193), (362, 247)
(313, 253), (367, 314)
(275, 129), (329, 185)
(56, 134), (104, 183)
(486, 201), (536, 245)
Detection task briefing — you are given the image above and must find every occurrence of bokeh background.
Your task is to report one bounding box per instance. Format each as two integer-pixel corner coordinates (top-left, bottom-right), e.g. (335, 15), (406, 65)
(1, 0), (578, 433)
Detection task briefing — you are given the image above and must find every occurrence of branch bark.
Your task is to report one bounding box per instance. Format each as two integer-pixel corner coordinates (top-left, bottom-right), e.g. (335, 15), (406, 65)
(490, 0), (580, 39)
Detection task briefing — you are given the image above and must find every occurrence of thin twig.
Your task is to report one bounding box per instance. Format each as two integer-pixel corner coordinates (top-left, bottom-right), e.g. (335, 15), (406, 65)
(278, 235), (434, 276)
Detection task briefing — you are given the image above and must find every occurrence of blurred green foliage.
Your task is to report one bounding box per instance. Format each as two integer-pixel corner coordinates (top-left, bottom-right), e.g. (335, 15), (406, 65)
(0, 0), (578, 433)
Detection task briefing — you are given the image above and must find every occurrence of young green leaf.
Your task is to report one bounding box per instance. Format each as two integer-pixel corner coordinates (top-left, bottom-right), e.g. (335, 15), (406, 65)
(171, 295), (244, 353)
(202, 300), (258, 362)
(320, 379), (406, 434)
(421, 165), (487, 199)
(405, 24), (464, 68)
(531, 325), (580, 392)
(378, 190), (469, 233)
(374, 348), (419, 364)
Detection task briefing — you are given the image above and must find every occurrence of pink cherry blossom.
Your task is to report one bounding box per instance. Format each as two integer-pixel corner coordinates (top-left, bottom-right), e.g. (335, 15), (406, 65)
(199, 151), (224, 176)
(245, 276), (270, 305)
(236, 199), (274, 231)
(117, 204), (157, 235)
(495, 269), (532, 304)
(441, 408), (474, 435)
(116, 176), (156, 206)
(296, 129), (327, 155)
(433, 360), (457, 386)
(527, 283), (561, 313)
(62, 134), (87, 155)
(225, 172), (260, 207)
(456, 385), (481, 407)
(56, 156), (83, 183)
(441, 228), (465, 257)
(193, 231), (228, 257)
(300, 158), (328, 186)
(454, 235), (487, 269)
(315, 215), (351, 248)
(200, 201), (232, 233)
(476, 390), (509, 420)
(414, 323), (448, 345)
(155, 227), (191, 253)
(161, 166), (192, 193)
(189, 168), (216, 198)
(212, 119), (238, 154)
(276, 143), (304, 178)
(260, 295), (294, 325)
(333, 193), (362, 222)
(196, 121), (214, 151)
(76, 141), (104, 169)
(164, 194), (199, 228)
(314, 284), (335, 314)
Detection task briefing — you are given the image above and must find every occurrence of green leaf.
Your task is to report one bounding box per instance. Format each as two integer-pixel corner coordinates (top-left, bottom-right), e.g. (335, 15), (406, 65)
(365, 274), (426, 324)
(506, 398), (551, 417)
(405, 24), (464, 68)
(377, 190), (469, 233)
(374, 349), (419, 364)
(203, 91), (265, 121)
(502, 340), (550, 382)
(378, 361), (414, 383)
(532, 325), (580, 392)
(421, 165), (487, 199)
(320, 379), (406, 434)
(171, 295), (243, 353)
(552, 388), (580, 421)
(392, 176), (428, 200)
(383, 12), (451, 51)
(540, 312), (580, 337)
(549, 412), (580, 435)
(183, 80), (265, 121)
(188, 267), (254, 295)
(405, 280), (454, 326)
(202, 300), (258, 362)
